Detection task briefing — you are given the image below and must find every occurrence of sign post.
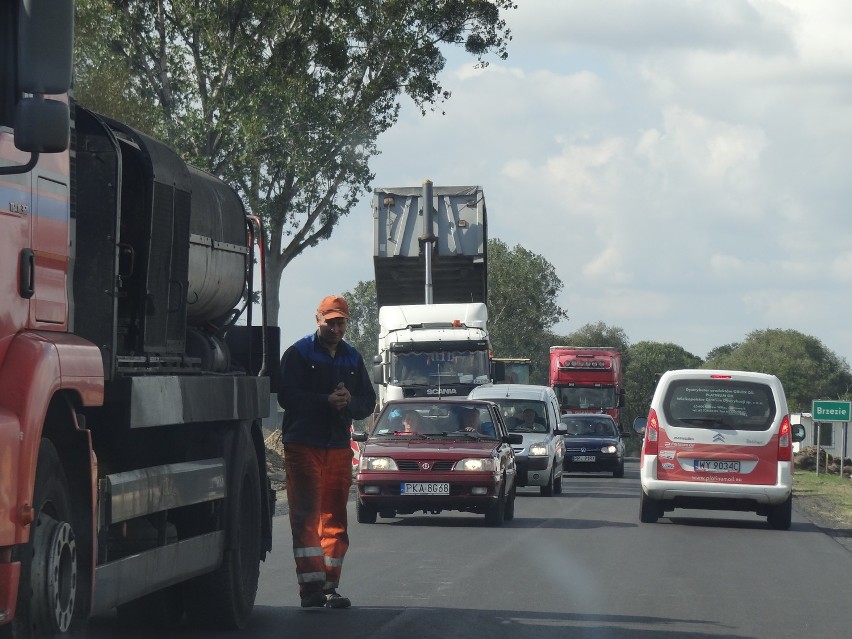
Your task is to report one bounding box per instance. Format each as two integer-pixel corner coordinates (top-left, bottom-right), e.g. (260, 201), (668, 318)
(811, 400), (851, 476)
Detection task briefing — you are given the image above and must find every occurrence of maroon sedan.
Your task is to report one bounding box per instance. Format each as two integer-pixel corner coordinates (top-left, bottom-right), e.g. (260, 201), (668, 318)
(352, 398), (522, 526)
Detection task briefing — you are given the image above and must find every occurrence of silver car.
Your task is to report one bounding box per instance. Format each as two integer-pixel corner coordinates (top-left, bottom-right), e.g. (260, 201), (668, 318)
(469, 384), (566, 495)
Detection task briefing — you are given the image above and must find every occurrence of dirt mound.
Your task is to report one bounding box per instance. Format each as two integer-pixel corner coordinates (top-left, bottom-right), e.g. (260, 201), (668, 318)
(264, 429), (286, 491)
(795, 445), (852, 478)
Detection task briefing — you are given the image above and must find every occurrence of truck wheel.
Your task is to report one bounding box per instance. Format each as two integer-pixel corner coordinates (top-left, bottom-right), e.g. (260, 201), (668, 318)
(540, 467), (555, 497)
(767, 495), (792, 530)
(184, 426), (262, 630)
(10, 439), (83, 639)
(639, 491), (662, 524)
(485, 483), (506, 526)
(356, 499), (377, 524)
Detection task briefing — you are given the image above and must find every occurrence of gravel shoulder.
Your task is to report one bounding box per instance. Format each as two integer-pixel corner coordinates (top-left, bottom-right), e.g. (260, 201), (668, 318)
(794, 493), (852, 553)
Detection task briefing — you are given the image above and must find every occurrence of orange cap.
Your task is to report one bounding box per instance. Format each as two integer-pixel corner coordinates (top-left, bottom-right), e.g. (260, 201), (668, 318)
(317, 295), (350, 320)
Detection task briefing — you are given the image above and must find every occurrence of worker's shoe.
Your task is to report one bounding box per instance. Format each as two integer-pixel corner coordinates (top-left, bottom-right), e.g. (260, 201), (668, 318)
(300, 591), (328, 608)
(323, 590), (351, 609)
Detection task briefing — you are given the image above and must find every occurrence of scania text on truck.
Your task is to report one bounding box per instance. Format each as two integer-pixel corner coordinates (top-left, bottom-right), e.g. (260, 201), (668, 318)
(371, 182), (490, 409)
(549, 346), (625, 425)
(1, 4), (277, 636)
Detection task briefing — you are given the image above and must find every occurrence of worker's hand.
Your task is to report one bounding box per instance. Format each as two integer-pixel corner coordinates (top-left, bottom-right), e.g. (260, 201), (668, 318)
(329, 382), (351, 410)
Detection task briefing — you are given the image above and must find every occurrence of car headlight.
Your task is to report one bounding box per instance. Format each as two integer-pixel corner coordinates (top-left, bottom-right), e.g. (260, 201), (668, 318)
(360, 456), (399, 471)
(453, 458), (495, 472)
(600, 445), (617, 454)
(528, 443), (549, 456)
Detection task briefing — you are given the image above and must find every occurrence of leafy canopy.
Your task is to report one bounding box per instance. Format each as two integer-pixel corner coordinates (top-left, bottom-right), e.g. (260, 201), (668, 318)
(73, 0), (518, 325)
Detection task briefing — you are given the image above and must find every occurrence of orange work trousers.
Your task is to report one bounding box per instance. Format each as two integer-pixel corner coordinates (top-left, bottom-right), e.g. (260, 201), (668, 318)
(283, 443), (353, 596)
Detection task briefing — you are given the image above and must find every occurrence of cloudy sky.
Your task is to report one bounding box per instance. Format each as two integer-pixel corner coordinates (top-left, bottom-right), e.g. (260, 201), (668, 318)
(277, 0), (852, 365)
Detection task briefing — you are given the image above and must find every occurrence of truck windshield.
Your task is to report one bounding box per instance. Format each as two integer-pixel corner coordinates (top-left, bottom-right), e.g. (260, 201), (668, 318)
(390, 350), (490, 386)
(556, 386), (616, 410)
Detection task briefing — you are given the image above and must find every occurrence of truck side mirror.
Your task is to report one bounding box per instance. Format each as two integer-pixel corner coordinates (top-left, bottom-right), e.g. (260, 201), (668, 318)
(791, 423), (806, 443)
(14, 97), (69, 153)
(371, 355), (384, 385)
(633, 417), (647, 436)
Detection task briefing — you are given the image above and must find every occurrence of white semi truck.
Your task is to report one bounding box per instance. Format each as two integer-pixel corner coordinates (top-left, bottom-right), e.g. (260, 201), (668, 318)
(371, 182), (490, 408)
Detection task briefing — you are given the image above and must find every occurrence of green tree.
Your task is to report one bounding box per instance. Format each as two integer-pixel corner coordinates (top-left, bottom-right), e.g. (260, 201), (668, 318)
(343, 280), (379, 363)
(705, 342), (740, 361)
(703, 329), (852, 412)
(486, 239), (568, 385)
(73, 0), (516, 326)
(623, 341), (703, 436)
(558, 321), (632, 372)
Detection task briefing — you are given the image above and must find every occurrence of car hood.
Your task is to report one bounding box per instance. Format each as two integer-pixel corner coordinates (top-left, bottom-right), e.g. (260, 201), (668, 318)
(511, 433), (550, 447)
(362, 439), (500, 457)
(563, 436), (619, 448)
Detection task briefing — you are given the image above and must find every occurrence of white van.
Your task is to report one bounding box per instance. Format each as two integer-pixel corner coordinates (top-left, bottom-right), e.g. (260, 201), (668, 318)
(634, 369), (806, 529)
(469, 384), (567, 496)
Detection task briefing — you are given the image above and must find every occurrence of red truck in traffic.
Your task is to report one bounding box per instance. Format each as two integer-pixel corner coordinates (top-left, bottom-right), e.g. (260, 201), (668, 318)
(1, 4), (276, 636)
(549, 346), (625, 426)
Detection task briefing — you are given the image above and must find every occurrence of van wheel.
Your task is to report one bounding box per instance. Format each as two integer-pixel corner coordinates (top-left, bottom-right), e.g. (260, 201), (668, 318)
(540, 467), (555, 497)
(554, 468), (563, 494)
(639, 491), (662, 523)
(767, 495), (792, 530)
(356, 499), (377, 524)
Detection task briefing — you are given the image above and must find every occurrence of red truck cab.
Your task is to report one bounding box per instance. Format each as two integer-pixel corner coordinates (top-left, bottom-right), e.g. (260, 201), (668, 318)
(549, 346), (625, 426)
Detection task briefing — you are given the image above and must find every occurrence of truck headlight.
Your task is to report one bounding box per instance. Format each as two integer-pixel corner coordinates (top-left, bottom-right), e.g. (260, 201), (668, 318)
(360, 456), (398, 471)
(453, 458), (495, 472)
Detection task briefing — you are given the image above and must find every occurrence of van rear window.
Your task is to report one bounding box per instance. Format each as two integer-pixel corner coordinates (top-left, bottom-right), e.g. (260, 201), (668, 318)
(662, 380), (776, 431)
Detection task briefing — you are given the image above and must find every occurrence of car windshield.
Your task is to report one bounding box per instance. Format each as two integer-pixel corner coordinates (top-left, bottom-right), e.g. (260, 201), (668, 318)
(561, 416), (618, 437)
(662, 379), (776, 431)
(484, 399), (548, 433)
(371, 402), (498, 439)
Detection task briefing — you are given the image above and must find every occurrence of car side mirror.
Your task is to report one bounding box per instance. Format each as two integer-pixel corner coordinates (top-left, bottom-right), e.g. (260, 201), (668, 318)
(554, 423), (567, 435)
(633, 417), (647, 436)
(506, 433), (524, 445)
(351, 431), (368, 442)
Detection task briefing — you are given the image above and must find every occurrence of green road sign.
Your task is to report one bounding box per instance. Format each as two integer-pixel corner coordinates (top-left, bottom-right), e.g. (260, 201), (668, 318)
(812, 400), (852, 422)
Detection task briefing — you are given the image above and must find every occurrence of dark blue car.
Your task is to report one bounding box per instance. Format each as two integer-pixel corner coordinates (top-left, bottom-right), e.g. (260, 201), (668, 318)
(561, 413), (626, 478)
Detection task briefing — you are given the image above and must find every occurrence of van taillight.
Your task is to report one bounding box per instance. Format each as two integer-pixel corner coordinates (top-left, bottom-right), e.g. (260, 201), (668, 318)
(777, 415), (792, 462)
(644, 408), (659, 455)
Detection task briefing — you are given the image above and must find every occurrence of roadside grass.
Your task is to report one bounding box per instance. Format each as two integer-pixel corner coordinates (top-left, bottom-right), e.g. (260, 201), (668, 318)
(793, 470), (852, 529)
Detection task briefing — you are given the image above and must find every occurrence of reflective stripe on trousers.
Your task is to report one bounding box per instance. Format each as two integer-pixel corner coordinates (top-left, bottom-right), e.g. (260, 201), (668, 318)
(284, 443), (353, 595)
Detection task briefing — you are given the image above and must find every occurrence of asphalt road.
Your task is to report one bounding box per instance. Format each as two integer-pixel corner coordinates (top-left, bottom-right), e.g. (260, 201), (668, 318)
(89, 460), (852, 638)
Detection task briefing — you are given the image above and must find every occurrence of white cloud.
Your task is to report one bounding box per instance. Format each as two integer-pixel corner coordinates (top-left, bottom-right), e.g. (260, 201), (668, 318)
(276, 0), (852, 369)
